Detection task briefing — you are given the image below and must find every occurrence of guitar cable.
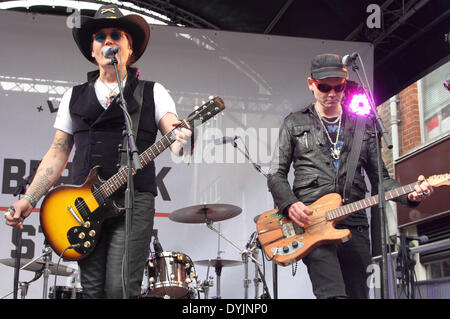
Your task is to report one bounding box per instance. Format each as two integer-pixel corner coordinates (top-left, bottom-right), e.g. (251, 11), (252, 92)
(53, 244), (80, 299)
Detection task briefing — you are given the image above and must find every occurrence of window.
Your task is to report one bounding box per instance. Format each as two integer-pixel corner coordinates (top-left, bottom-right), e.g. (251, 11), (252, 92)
(420, 61), (450, 142)
(426, 259), (450, 279)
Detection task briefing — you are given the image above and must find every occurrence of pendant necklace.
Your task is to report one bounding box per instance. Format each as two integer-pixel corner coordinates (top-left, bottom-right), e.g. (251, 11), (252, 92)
(316, 107), (343, 160)
(98, 76), (126, 106)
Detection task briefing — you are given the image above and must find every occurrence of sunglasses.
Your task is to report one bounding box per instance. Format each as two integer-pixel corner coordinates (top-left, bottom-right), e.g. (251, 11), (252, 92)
(93, 31), (125, 43)
(314, 81), (346, 93)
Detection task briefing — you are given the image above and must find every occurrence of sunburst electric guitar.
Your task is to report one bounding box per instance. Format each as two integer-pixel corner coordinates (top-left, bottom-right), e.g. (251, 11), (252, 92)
(40, 97), (225, 261)
(256, 173), (450, 266)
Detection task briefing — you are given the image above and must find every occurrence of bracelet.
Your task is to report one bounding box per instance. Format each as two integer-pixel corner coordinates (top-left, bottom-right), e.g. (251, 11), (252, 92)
(23, 194), (37, 208)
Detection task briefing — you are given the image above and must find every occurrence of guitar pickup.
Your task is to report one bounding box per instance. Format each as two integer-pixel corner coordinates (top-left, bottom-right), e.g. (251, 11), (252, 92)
(281, 222), (296, 238)
(67, 206), (83, 225)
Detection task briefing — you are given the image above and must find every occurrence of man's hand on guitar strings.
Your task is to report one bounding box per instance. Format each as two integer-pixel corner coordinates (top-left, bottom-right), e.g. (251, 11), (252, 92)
(288, 201), (313, 228)
(407, 175), (433, 202)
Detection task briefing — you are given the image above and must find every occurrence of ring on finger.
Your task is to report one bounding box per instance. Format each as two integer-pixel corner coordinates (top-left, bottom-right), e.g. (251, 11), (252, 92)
(424, 190), (431, 196)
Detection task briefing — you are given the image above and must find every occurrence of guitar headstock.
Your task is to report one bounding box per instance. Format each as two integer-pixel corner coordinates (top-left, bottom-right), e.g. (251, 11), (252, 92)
(185, 97), (225, 128)
(428, 173), (450, 187)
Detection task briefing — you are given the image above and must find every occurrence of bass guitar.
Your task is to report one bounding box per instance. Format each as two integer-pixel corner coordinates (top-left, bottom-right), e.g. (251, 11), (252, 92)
(256, 173), (449, 266)
(40, 97), (225, 261)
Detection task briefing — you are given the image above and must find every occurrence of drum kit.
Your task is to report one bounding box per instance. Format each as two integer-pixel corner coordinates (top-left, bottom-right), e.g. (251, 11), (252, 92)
(0, 203), (268, 300)
(0, 247), (80, 299)
(141, 203), (270, 299)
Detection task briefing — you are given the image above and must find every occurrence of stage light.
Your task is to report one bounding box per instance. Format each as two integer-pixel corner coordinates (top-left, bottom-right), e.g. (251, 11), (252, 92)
(348, 93), (371, 116)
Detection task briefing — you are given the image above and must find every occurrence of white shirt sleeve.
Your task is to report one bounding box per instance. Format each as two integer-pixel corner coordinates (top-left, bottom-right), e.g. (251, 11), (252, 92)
(53, 87), (74, 135)
(154, 82), (178, 125)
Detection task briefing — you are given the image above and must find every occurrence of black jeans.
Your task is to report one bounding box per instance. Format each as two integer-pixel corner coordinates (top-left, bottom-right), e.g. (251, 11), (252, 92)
(78, 191), (155, 299)
(302, 225), (372, 299)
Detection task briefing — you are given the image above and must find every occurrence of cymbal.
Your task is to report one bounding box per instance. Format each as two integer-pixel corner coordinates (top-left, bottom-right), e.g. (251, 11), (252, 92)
(0, 258), (75, 276)
(194, 258), (243, 268)
(169, 204), (242, 223)
(253, 214), (262, 224)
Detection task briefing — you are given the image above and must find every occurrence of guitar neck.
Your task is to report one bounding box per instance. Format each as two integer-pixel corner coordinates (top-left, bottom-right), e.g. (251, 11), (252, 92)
(97, 125), (183, 199)
(326, 182), (417, 221)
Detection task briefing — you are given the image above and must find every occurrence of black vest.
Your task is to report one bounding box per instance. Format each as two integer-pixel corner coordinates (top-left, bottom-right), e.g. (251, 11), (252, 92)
(69, 68), (158, 195)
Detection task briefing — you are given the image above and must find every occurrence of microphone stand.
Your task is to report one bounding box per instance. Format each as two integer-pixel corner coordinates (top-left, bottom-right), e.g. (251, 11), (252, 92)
(226, 138), (273, 299)
(11, 164), (39, 299)
(110, 54), (142, 299)
(348, 55), (393, 299)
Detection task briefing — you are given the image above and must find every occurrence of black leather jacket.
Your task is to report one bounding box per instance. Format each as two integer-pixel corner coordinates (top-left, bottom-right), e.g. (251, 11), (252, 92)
(267, 103), (415, 226)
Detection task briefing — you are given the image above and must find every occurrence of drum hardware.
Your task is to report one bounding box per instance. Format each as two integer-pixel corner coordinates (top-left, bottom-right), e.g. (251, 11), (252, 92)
(0, 243), (75, 299)
(145, 251), (197, 299)
(195, 276), (214, 299)
(194, 258), (243, 299)
(48, 286), (83, 299)
(226, 129), (273, 299)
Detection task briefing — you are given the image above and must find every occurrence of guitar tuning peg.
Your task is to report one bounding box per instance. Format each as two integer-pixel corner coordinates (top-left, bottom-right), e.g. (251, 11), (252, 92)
(213, 116), (217, 121)
(194, 105), (199, 110)
(205, 122), (210, 126)
(221, 112), (224, 116)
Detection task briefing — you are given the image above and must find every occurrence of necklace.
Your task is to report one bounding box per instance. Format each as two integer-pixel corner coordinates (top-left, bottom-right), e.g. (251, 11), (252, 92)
(97, 77), (126, 106)
(320, 115), (341, 124)
(316, 108), (343, 160)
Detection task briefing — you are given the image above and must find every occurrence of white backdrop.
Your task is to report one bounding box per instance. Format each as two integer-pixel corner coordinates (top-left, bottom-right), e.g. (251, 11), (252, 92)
(0, 10), (373, 299)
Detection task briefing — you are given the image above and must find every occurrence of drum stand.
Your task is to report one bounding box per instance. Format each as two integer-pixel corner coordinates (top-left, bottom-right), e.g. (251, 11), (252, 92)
(0, 245), (51, 300)
(41, 243), (52, 299)
(197, 263), (214, 299)
(242, 232), (271, 299)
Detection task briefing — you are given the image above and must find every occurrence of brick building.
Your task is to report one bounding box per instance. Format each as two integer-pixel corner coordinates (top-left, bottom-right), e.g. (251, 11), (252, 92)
(375, 61), (450, 297)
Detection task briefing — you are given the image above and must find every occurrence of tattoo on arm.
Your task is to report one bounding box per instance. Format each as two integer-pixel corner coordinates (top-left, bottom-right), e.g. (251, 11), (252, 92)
(51, 135), (73, 154)
(27, 132), (73, 201)
(27, 167), (55, 201)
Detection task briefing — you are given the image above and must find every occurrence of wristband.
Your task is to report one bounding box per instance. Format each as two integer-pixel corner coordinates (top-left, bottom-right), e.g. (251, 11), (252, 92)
(24, 194), (37, 208)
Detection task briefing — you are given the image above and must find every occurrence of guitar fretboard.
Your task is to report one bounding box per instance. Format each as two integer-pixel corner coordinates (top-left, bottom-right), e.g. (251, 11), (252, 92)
(97, 128), (181, 200)
(326, 182), (417, 221)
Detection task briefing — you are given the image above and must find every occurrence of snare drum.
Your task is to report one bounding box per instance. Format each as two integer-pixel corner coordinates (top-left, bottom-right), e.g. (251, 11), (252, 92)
(49, 286), (83, 299)
(145, 251), (196, 298)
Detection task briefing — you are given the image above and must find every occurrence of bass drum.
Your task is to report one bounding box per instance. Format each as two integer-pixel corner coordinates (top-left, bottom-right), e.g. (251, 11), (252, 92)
(144, 251), (196, 299)
(49, 286), (83, 299)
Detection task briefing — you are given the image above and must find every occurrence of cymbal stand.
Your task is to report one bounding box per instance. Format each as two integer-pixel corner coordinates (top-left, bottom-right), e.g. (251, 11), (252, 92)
(41, 243), (52, 299)
(205, 218), (261, 299)
(242, 231), (258, 299)
(197, 261), (214, 299)
(16, 242), (53, 299)
(0, 267), (43, 299)
(253, 249), (261, 298)
(205, 219), (261, 266)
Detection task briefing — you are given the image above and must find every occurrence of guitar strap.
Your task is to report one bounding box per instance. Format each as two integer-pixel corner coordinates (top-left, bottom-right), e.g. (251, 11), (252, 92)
(342, 115), (366, 203)
(120, 80), (145, 167)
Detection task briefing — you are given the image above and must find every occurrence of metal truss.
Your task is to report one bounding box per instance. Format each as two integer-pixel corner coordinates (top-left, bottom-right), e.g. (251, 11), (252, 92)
(81, 0), (220, 29)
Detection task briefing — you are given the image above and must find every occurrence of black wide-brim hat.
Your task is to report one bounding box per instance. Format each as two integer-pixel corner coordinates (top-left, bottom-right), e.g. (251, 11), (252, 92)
(72, 4), (150, 64)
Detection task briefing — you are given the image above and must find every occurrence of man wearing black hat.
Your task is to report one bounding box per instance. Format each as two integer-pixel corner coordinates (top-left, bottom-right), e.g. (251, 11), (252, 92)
(5, 5), (191, 298)
(267, 53), (433, 298)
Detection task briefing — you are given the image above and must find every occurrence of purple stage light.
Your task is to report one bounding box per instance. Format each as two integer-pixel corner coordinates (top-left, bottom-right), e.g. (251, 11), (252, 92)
(348, 93), (371, 116)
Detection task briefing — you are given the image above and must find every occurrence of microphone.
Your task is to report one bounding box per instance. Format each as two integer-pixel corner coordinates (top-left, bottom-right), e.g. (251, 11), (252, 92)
(214, 136), (239, 145)
(405, 235), (429, 244)
(152, 229), (163, 254)
(102, 46), (119, 58)
(342, 52), (359, 66)
(245, 231), (257, 249)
